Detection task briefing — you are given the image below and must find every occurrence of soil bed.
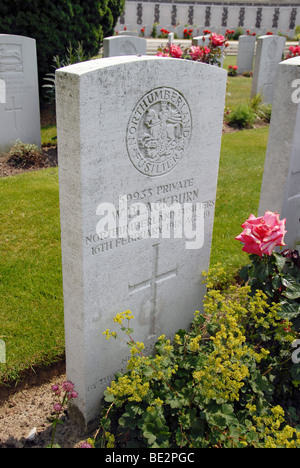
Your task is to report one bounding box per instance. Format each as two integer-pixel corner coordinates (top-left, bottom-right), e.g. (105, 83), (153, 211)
(0, 361), (95, 448)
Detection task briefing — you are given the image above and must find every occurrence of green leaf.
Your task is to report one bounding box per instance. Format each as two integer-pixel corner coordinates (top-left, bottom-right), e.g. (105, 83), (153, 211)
(272, 274), (282, 290)
(281, 278), (300, 299)
(272, 252), (286, 272)
(278, 301), (300, 320)
(204, 402), (236, 430)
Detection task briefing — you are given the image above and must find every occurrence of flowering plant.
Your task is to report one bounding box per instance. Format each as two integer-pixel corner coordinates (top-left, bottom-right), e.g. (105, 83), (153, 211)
(159, 28), (170, 38)
(235, 211), (286, 257)
(228, 64), (238, 76)
(156, 32), (227, 67)
(236, 212), (300, 347)
(47, 380), (78, 448)
(225, 29), (235, 39)
(92, 213), (300, 449)
(183, 28), (193, 39)
(286, 45), (300, 60)
(96, 286), (300, 448)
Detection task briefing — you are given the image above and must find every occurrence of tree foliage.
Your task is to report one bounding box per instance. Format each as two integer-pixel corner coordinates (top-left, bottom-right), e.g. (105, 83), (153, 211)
(0, 0), (125, 96)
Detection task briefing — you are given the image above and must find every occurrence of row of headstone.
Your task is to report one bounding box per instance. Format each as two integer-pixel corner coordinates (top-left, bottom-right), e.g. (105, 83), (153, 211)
(237, 34), (286, 106)
(0, 34), (41, 156)
(0, 30), (287, 161)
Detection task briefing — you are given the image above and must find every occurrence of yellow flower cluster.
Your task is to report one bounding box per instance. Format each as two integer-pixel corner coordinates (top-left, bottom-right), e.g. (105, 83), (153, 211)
(193, 318), (250, 402)
(246, 404), (300, 448)
(106, 372), (150, 403)
(130, 341), (145, 355)
(103, 311), (135, 340)
(113, 310), (135, 324)
(104, 431), (115, 448)
(192, 287), (281, 402)
(188, 335), (202, 353)
(103, 329), (117, 340)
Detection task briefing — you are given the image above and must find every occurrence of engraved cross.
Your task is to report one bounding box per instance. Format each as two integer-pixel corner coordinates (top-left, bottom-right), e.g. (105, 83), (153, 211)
(129, 243), (177, 338)
(5, 96), (22, 130)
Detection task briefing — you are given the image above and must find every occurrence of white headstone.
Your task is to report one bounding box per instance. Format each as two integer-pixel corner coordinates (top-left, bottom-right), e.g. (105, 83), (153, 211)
(103, 35), (147, 58)
(0, 34), (41, 155)
(118, 31), (139, 37)
(192, 35), (210, 47)
(56, 55), (227, 428)
(251, 35), (286, 104)
(236, 35), (256, 75)
(168, 32), (174, 45)
(258, 56), (300, 250)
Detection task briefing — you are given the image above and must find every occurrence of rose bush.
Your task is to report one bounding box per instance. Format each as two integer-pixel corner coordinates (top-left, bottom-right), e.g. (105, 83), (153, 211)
(286, 46), (300, 60)
(237, 212), (300, 354)
(228, 64), (238, 76)
(211, 32), (225, 47)
(156, 31), (227, 67)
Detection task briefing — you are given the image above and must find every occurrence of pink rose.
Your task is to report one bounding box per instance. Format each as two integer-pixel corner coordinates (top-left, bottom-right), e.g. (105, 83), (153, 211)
(211, 32), (225, 47)
(156, 51), (169, 57)
(169, 44), (183, 58)
(189, 45), (204, 61)
(235, 211), (286, 257)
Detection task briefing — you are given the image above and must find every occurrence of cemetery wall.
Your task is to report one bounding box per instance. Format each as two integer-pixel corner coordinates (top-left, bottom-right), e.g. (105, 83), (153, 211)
(116, 1), (300, 37)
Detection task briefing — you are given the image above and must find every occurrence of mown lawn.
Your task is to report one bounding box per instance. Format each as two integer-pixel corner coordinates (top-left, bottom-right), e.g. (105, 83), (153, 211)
(211, 126), (269, 272)
(0, 168), (64, 383)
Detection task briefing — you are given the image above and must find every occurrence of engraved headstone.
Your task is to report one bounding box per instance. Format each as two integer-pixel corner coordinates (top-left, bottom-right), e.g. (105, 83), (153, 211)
(56, 55), (227, 428)
(259, 56), (300, 250)
(236, 35), (256, 75)
(102, 35), (147, 58)
(251, 35), (286, 104)
(0, 34), (41, 155)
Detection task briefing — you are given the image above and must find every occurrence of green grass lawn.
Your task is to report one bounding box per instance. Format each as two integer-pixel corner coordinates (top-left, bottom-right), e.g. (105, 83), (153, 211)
(211, 126), (269, 273)
(223, 55), (254, 110)
(0, 168), (64, 383)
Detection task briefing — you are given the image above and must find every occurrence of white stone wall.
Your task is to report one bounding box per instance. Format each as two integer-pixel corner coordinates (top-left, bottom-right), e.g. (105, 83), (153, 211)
(115, 1), (300, 38)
